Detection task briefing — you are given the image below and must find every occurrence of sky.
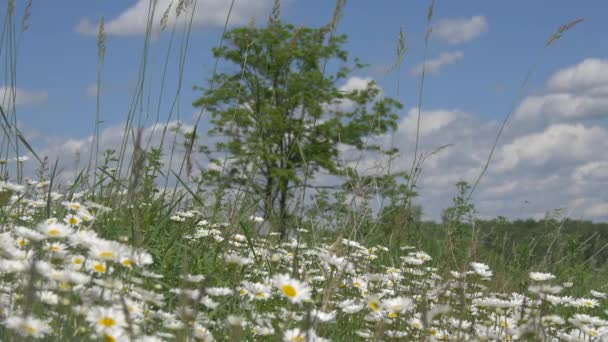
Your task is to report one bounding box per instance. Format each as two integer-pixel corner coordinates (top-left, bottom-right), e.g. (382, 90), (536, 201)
(2, 0), (608, 222)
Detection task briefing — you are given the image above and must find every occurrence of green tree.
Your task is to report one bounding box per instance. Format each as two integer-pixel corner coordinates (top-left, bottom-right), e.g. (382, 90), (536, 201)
(193, 19), (402, 237)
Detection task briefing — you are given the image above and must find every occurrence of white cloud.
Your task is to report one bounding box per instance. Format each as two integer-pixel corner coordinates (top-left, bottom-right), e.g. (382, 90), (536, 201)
(330, 76), (377, 112)
(411, 51), (463, 75)
(398, 108), (463, 138)
(434, 15), (488, 45)
(548, 58), (608, 94)
(585, 203), (608, 217)
(0, 86), (48, 106)
(495, 124), (608, 172)
(573, 161), (608, 183)
(76, 0), (273, 36)
(514, 93), (608, 122)
(36, 120), (198, 184)
(339, 76), (373, 92)
(513, 58), (608, 129)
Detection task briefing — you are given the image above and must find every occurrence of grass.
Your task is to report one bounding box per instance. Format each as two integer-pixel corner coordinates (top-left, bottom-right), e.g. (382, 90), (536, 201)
(0, 0), (606, 341)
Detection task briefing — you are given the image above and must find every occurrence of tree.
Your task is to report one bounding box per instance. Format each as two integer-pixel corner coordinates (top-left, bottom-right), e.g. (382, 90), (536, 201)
(193, 19), (402, 238)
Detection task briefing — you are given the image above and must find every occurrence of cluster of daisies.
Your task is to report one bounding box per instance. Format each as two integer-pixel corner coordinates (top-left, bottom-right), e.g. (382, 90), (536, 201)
(0, 180), (607, 341)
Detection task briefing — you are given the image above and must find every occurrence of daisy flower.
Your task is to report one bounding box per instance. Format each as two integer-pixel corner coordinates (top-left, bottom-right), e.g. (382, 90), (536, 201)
(86, 306), (126, 333)
(272, 274), (311, 304)
(530, 272), (556, 282)
(38, 222), (73, 239)
(4, 315), (51, 338)
(64, 214), (82, 226)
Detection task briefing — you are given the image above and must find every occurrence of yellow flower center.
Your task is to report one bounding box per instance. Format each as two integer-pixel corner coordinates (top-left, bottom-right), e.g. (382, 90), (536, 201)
(282, 284), (297, 298)
(48, 229), (60, 236)
(353, 282), (362, 288)
(23, 325), (37, 335)
(18, 239), (27, 246)
(74, 258), (83, 265)
(104, 335), (117, 342)
(368, 300), (381, 312)
(59, 281), (71, 290)
(255, 292), (266, 298)
(122, 259), (132, 267)
(388, 312), (398, 318)
(293, 336), (305, 342)
(98, 317), (116, 328)
(94, 263), (106, 273)
(584, 301), (594, 307)
(50, 245), (60, 252)
(239, 289), (247, 296)
(68, 217), (78, 225)
(99, 251), (114, 259)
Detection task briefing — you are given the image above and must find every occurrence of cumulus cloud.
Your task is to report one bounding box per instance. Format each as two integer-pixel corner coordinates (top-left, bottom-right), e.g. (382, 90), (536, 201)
(514, 93), (608, 125)
(398, 108), (463, 138)
(35, 120), (198, 184)
(547, 58), (608, 94)
(495, 124), (608, 172)
(434, 15), (488, 45)
(411, 51), (463, 75)
(0, 86), (48, 106)
(513, 58), (608, 132)
(76, 0), (274, 36)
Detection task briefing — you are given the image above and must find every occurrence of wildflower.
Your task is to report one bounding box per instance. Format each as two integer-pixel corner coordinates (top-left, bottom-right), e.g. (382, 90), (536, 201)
(339, 299), (364, 314)
(312, 309), (337, 323)
(4, 315), (50, 338)
(573, 298), (600, 308)
(272, 274), (311, 304)
(367, 296), (384, 313)
(402, 256), (424, 265)
(170, 215), (185, 222)
(243, 281), (272, 300)
(283, 328), (305, 342)
(62, 201), (82, 211)
(410, 317), (424, 330)
(206, 287), (233, 296)
(590, 290), (607, 299)
(470, 262), (493, 278)
(38, 222), (73, 239)
(249, 215), (264, 223)
(224, 253), (254, 266)
(64, 214), (82, 226)
(182, 274), (206, 283)
(87, 306), (126, 333)
(192, 324), (214, 341)
(14, 226), (44, 241)
(45, 242), (69, 257)
(38, 291), (59, 305)
(68, 255), (85, 270)
(101, 328), (128, 342)
(88, 260), (108, 274)
(88, 240), (125, 262)
(530, 272), (556, 281)
(384, 296), (414, 318)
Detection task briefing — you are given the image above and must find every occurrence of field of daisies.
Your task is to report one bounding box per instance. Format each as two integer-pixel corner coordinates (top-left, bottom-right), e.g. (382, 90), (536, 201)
(0, 179), (605, 341)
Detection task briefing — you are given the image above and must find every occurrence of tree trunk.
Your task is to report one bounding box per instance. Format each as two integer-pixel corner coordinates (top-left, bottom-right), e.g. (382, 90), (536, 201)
(279, 177), (289, 240)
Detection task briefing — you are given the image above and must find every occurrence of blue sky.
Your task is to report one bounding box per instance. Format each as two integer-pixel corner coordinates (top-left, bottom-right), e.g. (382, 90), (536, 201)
(3, 0), (608, 221)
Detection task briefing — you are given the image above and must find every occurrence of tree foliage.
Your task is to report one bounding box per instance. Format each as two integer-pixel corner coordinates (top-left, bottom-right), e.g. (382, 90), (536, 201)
(193, 20), (402, 237)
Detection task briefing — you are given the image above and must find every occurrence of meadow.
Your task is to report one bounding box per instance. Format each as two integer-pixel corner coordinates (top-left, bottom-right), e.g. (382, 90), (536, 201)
(0, 0), (607, 341)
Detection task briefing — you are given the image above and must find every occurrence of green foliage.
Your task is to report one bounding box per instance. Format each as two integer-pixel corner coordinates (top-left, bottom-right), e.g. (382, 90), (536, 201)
(193, 20), (402, 237)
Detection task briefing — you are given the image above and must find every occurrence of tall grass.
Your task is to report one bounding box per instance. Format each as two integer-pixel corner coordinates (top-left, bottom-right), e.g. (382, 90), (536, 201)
(0, 1), (605, 341)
